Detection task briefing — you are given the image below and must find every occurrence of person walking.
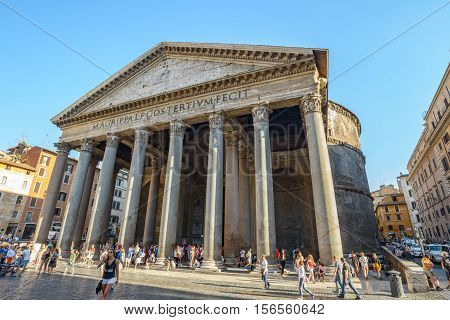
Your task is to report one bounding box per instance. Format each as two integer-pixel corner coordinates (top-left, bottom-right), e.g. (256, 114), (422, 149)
(372, 253), (382, 280)
(64, 249), (78, 275)
(260, 255), (270, 289)
(19, 244), (31, 275)
(47, 248), (59, 275)
(280, 249), (287, 277)
(422, 255), (443, 291)
(441, 251), (450, 289)
(350, 252), (360, 276)
(296, 258), (314, 300)
(97, 248), (120, 300)
(306, 255), (316, 283)
(332, 256), (343, 293)
(338, 257), (361, 300)
(359, 252), (369, 280)
(37, 245), (51, 275)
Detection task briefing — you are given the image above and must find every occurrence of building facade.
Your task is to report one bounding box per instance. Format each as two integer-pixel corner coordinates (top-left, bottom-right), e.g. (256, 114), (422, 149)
(407, 64), (450, 243)
(374, 192), (414, 240)
(397, 173), (422, 238)
(0, 153), (34, 237)
(34, 42), (377, 265)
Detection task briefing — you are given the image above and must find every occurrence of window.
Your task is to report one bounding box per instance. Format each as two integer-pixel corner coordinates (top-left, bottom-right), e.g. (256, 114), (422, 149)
(91, 199), (95, 207)
(40, 155), (51, 166)
(399, 225), (405, 231)
(415, 214), (420, 223)
(25, 211), (33, 222)
(58, 192), (67, 202)
(447, 205), (450, 215)
(54, 208), (62, 216)
(384, 207), (389, 213)
(408, 190), (412, 197)
(114, 189), (123, 198)
(93, 184), (98, 192)
(38, 167), (46, 177)
(443, 157), (450, 172)
(110, 215), (119, 224)
(433, 158), (437, 169)
(386, 215), (391, 221)
(51, 222), (61, 232)
(65, 163), (74, 173)
(11, 211), (19, 219)
(33, 182), (41, 193)
(444, 133), (450, 144)
(392, 196), (397, 202)
(1, 176), (7, 184)
(16, 196), (22, 205)
(440, 208), (446, 217)
(395, 205), (400, 212)
(29, 198), (37, 207)
(112, 201), (121, 210)
(411, 201), (417, 210)
(116, 179), (124, 187)
(397, 214), (401, 220)
(441, 185), (446, 198)
(63, 174), (70, 184)
(388, 225), (393, 231)
(436, 226), (441, 237)
(428, 163), (433, 174)
(22, 180), (28, 189)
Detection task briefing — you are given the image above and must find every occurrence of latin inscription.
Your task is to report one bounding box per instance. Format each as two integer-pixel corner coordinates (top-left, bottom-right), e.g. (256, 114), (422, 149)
(91, 89), (249, 130)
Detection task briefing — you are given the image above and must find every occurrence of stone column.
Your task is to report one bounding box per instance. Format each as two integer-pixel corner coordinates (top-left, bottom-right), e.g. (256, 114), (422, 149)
(72, 158), (98, 249)
(86, 134), (119, 254)
(143, 156), (161, 244)
(238, 140), (251, 250)
(248, 152), (257, 251)
(58, 139), (96, 257)
(100, 170), (119, 245)
(301, 93), (343, 265)
(156, 120), (186, 264)
(119, 128), (150, 249)
(223, 131), (239, 265)
(202, 113), (224, 269)
(252, 103), (277, 260)
(33, 142), (71, 244)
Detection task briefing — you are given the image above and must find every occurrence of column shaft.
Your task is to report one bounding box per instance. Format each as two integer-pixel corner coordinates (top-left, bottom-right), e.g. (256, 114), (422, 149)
(86, 134), (119, 253)
(157, 120), (185, 263)
(119, 128), (149, 249)
(100, 171), (118, 245)
(33, 142), (71, 244)
(58, 139), (95, 256)
(143, 157), (161, 244)
(301, 93), (343, 265)
(202, 113), (224, 269)
(252, 103), (277, 260)
(238, 142), (251, 250)
(72, 159), (97, 249)
(224, 131), (239, 265)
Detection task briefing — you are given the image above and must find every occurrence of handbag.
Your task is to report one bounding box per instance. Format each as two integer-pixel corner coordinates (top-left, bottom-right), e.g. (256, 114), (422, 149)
(95, 280), (103, 295)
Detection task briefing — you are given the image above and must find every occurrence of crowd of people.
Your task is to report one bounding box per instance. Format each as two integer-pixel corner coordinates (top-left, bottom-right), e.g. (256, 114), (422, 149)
(1, 234), (449, 300)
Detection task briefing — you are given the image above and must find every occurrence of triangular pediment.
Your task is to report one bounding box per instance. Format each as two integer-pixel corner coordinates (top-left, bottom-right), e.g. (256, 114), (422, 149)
(53, 42), (326, 126)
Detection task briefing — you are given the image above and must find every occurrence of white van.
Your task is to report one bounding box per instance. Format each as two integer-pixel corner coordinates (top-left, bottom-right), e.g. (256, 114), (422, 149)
(425, 244), (449, 263)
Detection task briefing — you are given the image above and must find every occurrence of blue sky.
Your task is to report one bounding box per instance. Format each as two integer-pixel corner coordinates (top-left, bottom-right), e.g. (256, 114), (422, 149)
(0, 0), (449, 191)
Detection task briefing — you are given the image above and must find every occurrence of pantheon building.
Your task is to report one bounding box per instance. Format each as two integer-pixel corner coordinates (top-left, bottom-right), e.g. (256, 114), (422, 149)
(33, 42), (377, 266)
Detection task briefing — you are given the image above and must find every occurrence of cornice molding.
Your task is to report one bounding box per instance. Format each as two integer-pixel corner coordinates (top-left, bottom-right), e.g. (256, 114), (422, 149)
(327, 137), (365, 162)
(54, 58), (316, 128)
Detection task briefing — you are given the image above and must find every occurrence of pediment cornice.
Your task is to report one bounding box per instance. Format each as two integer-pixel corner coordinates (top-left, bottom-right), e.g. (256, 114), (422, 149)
(53, 42), (326, 127)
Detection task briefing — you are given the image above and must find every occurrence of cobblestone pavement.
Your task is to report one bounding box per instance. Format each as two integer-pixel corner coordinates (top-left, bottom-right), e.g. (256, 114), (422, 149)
(0, 263), (448, 300)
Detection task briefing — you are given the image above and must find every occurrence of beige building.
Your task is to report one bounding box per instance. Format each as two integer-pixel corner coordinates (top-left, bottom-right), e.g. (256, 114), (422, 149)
(33, 42), (377, 266)
(407, 64), (450, 242)
(0, 148), (35, 236)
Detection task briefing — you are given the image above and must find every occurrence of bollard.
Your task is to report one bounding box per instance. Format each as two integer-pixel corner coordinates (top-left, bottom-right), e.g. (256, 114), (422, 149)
(387, 270), (405, 298)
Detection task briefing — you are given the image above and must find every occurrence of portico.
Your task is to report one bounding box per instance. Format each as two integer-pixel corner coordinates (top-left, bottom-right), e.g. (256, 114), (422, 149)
(34, 42), (377, 265)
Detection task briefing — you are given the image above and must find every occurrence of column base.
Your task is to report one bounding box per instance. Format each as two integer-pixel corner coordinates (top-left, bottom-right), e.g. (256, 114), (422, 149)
(223, 257), (236, 266)
(201, 259), (225, 271)
(155, 257), (167, 266)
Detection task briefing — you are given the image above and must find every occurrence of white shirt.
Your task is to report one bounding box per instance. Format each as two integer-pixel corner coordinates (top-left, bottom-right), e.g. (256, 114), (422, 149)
(297, 265), (306, 280)
(359, 256), (368, 266)
(22, 248), (30, 260)
(261, 258), (268, 273)
(6, 248), (15, 258)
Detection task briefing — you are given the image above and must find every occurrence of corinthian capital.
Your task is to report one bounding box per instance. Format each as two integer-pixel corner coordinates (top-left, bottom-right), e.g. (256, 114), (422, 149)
(54, 142), (71, 156)
(80, 139), (96, 153)
(224, 131), (239, 148)
(300, 93), (322, 115)
(251, 102), (271, 123)
(169, 120), (186, 137)
(209, 113), (224, 130)
(238, 140), (248, 159)
(134, 127), (150, 145)
(106, 133), (120, 148)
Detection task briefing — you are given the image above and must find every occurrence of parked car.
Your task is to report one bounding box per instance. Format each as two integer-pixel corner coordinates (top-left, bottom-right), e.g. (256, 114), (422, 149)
(409, 244), (422, 257)
(425, 244), (449, 263)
